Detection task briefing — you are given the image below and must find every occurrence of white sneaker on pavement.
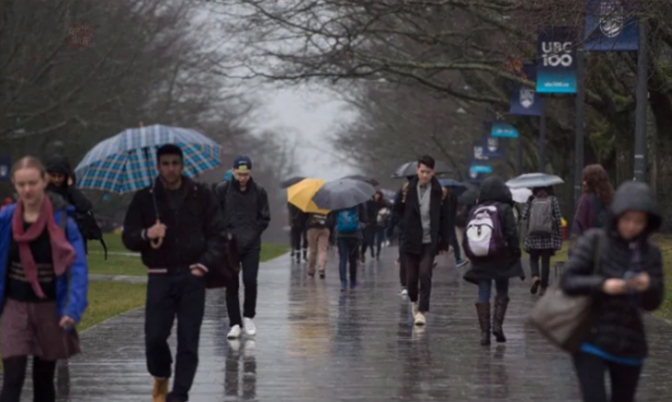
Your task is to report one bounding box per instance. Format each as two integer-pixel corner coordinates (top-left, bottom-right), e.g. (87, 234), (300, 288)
(244, 317), (257, 336)
(400, 288), (408, 296)
(414, 311), (426, 326)
(227, 325), (242, 339)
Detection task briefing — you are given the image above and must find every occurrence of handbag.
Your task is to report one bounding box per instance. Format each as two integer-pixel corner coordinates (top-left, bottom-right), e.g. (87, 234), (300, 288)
(528, 231), (606, 353)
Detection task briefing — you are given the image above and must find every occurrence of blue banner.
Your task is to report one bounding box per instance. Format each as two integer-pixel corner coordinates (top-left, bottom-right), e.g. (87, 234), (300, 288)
(509, 63), (541, 116)
(537, 26), (577, 94)
(473, 141), (489, 161)
(491, 122), (519, 138)
(482, 134), (506, 159)
(468, 160), (493, 183)
(585, 0), (638, 51)
(0, 154), (10, 181)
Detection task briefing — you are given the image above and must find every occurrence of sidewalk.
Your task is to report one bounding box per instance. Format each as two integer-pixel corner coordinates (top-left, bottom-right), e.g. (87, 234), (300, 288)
(20, 248), (672, 401)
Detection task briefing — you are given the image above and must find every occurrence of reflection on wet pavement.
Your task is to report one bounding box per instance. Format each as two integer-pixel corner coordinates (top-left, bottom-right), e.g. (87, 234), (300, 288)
(10, 248), (672, 401)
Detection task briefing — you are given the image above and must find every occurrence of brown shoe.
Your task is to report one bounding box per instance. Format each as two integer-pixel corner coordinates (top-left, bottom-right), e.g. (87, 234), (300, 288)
(152, 378), (169, 402)
(475, 302), (491, 346)
(492, 295), (510, 343)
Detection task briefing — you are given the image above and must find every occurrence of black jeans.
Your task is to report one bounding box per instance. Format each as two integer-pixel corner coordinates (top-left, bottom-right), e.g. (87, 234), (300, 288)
(404, 244), (434, 311)
(290, 226), (303, 256)
(398, 234), (406, 288)
(337, 237), (359, 283)
(145, 272), (206, 400)
(449, 226), (462, 262)
(573, 352), (642, 402)
(360, 227), (376, 258)
(529, 249), (553, 287)
(227, 249), (261, 320)
(0, 356), (56, 402)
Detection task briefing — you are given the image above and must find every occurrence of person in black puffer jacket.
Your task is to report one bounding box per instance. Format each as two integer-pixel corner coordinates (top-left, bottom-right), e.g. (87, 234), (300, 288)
(560, 181), (664, 402)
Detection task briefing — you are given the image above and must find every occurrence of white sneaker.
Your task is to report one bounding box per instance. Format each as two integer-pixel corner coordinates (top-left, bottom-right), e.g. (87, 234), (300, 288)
(411, 302), (419, 317)
(400, 288), (408, 296)
(243, 317), (257, 336)
(414, 311), (426, 326)
(227, 325), (242, 339)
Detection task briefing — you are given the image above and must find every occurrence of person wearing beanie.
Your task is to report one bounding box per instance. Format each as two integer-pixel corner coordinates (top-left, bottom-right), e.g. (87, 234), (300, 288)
(214, 156), (271, 339)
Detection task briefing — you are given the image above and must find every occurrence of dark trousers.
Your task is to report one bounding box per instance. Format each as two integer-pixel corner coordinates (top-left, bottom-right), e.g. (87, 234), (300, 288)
(226, 249), (261, 321)
(360, 227), (376, 258)
(529, 249), (553, 287)
(404, 244), (433, 311)
(375, 226), (386, 257)
(449, 226), (461, 261)
(573, 352), (642, 402)
(145, 272), (206, 400)
(0, 356), (56, 402)
(337, 237), (359, 283)
(290, 226), (303, 256)
(398, 234), (406, 288)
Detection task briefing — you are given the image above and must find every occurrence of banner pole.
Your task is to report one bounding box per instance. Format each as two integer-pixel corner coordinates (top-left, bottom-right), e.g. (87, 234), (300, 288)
(633, 18), (648, 182)
(574, 48), (586, 206)
(538, 97), (546, 172)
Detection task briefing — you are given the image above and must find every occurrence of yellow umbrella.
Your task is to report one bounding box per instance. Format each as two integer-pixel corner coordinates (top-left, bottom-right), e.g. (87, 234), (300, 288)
(287, 178), (330, 214)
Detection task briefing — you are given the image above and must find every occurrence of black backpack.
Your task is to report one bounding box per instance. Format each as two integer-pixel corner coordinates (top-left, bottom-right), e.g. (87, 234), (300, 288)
(74, 211), (107, 259)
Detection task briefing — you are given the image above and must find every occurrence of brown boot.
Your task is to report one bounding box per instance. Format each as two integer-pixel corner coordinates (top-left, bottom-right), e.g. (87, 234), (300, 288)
(475, 302), (491, 346)
(152, 378), (169, 402)
(493, 295), (510, 343)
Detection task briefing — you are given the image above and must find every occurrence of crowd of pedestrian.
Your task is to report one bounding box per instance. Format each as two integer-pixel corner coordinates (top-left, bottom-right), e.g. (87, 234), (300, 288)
(0, 142), (665, 402)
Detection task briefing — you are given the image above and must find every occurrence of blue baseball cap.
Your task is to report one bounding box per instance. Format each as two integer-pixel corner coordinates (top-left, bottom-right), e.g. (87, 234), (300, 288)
(232, 156), (252, 170)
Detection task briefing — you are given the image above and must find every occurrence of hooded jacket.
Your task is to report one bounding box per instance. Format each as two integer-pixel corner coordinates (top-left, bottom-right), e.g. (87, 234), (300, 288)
(0, 193), (88, 323)
(463, 176), (524, 284)
(560, 181), (664, 358)
(45, 155), (92, 214)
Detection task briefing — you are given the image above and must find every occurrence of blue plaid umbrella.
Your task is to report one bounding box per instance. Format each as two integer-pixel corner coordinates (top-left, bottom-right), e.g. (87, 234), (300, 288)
(75, 125), (220, 193)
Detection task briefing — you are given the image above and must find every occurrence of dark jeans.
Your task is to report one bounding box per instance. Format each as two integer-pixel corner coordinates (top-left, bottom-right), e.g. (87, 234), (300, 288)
(375, 226), (386, 256)
(290, 226), (305, 256)
(0, 356), (56, 402)
(145, 271), (206, 400)
(337, 237), (359, 283)
(398, 234), (406, 288)
(573, 352), (642, 402)
(477, 278), (509, 303)
(361, 227), (376, 258)
(404, 244), (434, 311)
(529, 249), (553, 287)
(449, 226), (462, 262)
(227, 249), (261, 321)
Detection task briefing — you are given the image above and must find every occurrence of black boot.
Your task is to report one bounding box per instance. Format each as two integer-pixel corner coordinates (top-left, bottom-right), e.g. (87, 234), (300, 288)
(492, 295), (509, 343)
(476, 302), (491, 346)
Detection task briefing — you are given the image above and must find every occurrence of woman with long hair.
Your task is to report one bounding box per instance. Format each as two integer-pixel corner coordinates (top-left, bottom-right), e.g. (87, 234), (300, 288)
(572, 164), (614, 237)
(0, 156), (88, 402)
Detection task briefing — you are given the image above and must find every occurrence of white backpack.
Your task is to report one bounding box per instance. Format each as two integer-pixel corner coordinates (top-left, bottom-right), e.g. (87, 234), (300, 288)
(464, 205), (505, 259)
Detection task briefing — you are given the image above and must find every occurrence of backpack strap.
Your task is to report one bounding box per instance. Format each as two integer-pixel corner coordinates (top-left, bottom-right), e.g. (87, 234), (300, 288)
(593, 229), (607, 273)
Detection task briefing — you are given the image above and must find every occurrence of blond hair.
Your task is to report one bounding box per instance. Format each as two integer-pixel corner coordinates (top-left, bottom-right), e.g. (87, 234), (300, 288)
(11, 156), (46, 179)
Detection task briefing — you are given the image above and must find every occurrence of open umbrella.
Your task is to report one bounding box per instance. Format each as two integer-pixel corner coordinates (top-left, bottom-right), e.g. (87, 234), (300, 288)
(280, 176), (306, 189)
(287, 178), (330, 214)
(312, 178), (376, 210)
(75, 124), (220, 193)
(506, 173), (564, 189)
(392, 160), (452, 178)
(342, 174), (379, 186)
(379, 188), (396, 203)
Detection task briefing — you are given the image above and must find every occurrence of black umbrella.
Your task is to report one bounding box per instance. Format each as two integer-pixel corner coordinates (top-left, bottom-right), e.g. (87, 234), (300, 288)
(458, 188), (479, 206)
(392, 161), (452, 178)
(343, 174), (379, 186)
(312, 178), (376, 210)
(280, 176), (306, 189)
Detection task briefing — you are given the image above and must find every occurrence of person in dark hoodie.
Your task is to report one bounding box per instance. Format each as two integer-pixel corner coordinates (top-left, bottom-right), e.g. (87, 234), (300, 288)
(560, 181), (663, 402)
(45, 155), (92, 215)
(394, 155), (448, 326)
(463, 176), (524, 346)
(360, 192), (382, 262)
(214, 156), (271, 339)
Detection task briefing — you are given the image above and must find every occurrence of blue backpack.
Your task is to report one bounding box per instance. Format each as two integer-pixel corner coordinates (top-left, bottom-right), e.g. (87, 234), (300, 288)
(336, 207), (359, 233)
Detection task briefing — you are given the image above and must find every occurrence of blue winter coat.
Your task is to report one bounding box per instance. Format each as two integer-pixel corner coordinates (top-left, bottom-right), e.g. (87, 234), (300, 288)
(0, 202), (89, 323)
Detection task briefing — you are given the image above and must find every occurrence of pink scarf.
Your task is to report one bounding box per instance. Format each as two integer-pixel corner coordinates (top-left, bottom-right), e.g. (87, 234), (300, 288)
(12, 197), (75, 298)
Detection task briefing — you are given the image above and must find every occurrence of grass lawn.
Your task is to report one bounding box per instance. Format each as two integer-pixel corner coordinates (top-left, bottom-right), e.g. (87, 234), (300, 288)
(87, 233), (290, 276)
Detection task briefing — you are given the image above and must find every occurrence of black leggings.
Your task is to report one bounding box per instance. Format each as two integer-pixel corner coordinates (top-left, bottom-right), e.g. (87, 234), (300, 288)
(0, 356), (57, 402)
(573, 352), (642, 402)
(529, 249), (553, 287)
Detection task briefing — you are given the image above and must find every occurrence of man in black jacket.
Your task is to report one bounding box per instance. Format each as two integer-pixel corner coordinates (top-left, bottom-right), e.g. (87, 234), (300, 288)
(122, 144), (227, 402)
(394, 155), (448, 326)
(214, 156), (271, 339)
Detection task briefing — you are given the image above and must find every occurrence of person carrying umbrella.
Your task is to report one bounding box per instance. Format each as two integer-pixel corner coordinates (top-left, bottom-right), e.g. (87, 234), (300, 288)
(393, 155), (448, 326)
(214, 156), (271, 339)
(122, 144), (228, 402)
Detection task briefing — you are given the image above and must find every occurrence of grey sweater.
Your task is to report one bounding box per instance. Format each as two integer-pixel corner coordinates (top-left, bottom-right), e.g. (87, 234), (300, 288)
(418, 182), (432, 244)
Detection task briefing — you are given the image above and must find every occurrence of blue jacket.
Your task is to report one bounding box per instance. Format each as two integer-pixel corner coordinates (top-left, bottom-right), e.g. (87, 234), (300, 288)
(0, 203), (89, 323)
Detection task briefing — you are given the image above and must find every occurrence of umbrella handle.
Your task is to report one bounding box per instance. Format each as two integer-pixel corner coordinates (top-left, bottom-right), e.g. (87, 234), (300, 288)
(150, 219), (164, 249)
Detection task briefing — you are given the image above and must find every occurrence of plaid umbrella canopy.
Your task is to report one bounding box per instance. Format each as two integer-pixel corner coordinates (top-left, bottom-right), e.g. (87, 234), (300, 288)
(75, 124), (220, 193)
